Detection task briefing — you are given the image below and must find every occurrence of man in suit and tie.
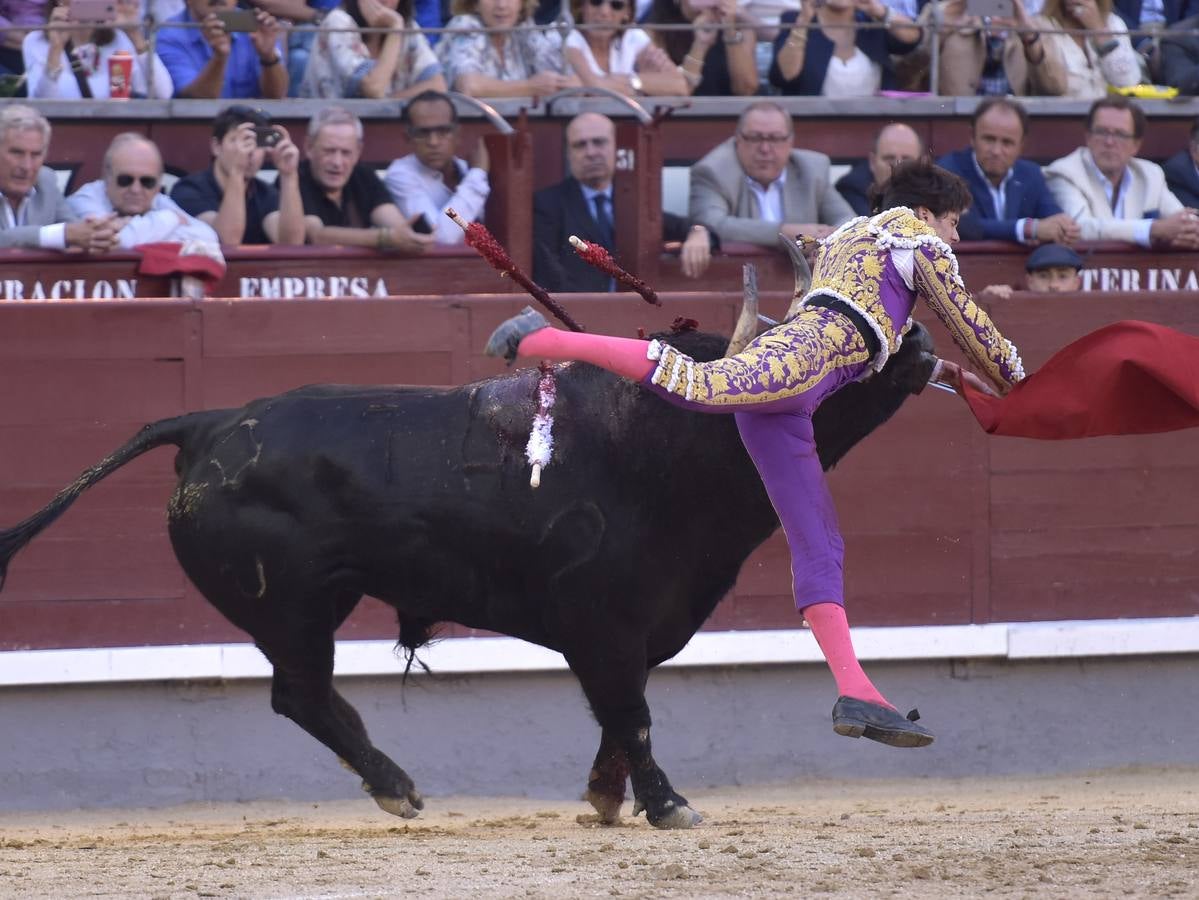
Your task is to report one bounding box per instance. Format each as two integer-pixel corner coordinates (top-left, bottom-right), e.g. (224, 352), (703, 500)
(533, 112), (715, 293)
(0, 104), (119, 252)
(688, 100), (854, 248)
(1162, 117), (1199, 208)
(938, 98), (1079, 246)
(1045, 96), (1199, 249)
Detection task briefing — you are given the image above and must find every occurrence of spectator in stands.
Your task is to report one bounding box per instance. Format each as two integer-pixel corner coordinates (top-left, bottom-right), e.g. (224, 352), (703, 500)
(437, 0), (577, 97)
(300, 0), (446, 98)
(642, 0), (759, 96)
(1157, 11), (1199, 94)
(689, 100), (854, 247)
(1045, 96), (1199, 248)
(563, 0), (687, 95)
(533, 112), (716, 292)
(907, 0), (1058, 95)
(937, 98), (1079, 245)
(0, 0), (41, 80)
(22, 0), (172, 99)
(1111, 0), (1199, 60)
(248, 0), (339, 95)
(384, 91), (488, 245)
(68, 132), (220, 247)
(1163, 118), (1199, 206)
(300, 105), (434, 253)
(0, 104), (120, 251)
(980, 242), (1085, 298)
(170, 105), (305, 246)
(835, 121), (922, 216)
(1020, 0), (1143, 97)
(769, 0), (921, 96)
(157, 0), (287, 98)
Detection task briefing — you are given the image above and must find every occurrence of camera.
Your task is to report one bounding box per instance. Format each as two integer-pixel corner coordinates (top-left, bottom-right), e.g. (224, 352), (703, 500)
(254, 125), (282, 148)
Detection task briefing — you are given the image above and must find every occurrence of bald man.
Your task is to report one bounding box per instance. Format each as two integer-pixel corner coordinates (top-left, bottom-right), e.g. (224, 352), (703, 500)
(533, 112), (717, 293)
(835, 122), (923, 217)
(68, 132), (218, 247)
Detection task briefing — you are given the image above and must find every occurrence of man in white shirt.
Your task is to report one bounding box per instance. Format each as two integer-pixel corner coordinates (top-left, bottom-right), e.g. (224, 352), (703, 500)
(385, 91), (489, 246)
(0, 104), (119, 252)
(1044, 95), (1199, 250)
(689, 101), (854, 248)
(68, 132), (219, 248)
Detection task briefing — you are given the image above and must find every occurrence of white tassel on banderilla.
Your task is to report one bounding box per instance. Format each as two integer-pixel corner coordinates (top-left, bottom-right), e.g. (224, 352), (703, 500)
(525, 363), (557, 488)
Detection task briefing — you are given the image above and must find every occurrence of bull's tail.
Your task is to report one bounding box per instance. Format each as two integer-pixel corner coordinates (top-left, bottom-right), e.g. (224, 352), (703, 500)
(0, 410), (226, 591)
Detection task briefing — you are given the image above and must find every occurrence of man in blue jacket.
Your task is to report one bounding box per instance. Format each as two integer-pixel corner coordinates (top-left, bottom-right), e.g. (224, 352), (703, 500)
(938, 98), (1080, 246)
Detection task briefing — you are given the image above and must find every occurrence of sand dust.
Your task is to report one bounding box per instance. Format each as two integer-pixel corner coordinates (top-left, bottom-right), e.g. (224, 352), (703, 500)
(0, 768), (1196, 899)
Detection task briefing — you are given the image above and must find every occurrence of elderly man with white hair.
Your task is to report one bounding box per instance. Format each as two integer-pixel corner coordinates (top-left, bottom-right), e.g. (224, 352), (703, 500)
(0, 104), (119, 252)
(67, 132), (219, 248)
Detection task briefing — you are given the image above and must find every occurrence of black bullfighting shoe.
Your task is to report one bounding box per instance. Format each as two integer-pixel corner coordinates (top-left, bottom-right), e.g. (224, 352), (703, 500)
(484, 305), (549, 364)
(831, 696), (935, 748)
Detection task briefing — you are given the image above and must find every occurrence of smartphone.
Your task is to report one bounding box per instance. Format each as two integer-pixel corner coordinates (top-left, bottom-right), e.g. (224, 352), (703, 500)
(68, 0), (115, 24)
(965, 0), (1014, 18)
(254, 125), (281, 148)
(214, 7), (259, 31)
(412, 214), (433, 235)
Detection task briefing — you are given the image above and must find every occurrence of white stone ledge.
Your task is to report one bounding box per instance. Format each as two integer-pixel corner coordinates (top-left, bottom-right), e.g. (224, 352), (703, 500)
(0, 616), (1195, 688)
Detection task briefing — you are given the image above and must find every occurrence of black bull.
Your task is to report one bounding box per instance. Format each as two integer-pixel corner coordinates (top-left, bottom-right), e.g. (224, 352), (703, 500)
(0, 324), (937, 829)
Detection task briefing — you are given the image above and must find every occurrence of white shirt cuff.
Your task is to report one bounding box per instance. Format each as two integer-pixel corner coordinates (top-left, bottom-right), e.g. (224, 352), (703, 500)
(39, 223), (67, 250)
(1134, 219), (1153, 248)
(1015, 218), (1032, 245)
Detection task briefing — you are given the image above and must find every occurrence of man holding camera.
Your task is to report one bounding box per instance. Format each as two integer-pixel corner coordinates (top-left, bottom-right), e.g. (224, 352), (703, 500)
(158, 0), (287, 98)
(171, 105), (305, 245)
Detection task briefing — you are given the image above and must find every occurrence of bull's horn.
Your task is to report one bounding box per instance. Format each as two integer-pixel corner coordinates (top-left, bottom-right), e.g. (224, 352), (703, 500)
(779, 233), (813, 322)
(726, 264), (760, 357)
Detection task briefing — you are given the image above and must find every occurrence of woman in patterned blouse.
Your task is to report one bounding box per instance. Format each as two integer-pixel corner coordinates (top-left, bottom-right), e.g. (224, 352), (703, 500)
(484, 160), (1023, 750)
(300, 0), (446, 98)
(437, 0), (579, 97)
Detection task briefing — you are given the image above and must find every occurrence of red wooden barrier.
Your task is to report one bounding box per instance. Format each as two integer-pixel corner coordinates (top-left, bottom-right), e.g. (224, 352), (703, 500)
(0, 291), (1196, 651)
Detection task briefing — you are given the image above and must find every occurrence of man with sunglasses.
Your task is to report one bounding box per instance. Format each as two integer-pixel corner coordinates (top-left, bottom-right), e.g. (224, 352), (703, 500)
(1044, 95), (1199, 250)
(68, 132), (219, 248)
(689, 100), (854, 248)
(384, 90), (489, 246)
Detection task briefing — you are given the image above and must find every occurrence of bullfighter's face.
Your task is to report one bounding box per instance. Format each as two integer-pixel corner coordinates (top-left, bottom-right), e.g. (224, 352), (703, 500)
(734, 108), (793, 189)
(105, 139), (163, 216)
(566, 113), (615, 190)
(306, 122), (361, 195)
(915, 206), (961, 245)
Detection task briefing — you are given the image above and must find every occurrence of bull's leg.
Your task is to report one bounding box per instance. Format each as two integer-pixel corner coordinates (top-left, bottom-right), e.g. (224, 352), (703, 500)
(584, 729), (629, 824)
(566, 650), (701, 830)
(262, 636), (425, 819)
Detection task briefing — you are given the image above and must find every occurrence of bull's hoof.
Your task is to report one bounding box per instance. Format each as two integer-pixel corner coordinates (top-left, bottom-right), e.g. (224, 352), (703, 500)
(633, 797), (703, 829)
(649, 803), (703, 830)
(373, 789), (424, 819)
(584, 788), (623, 825)
(484, 306), (549, 363)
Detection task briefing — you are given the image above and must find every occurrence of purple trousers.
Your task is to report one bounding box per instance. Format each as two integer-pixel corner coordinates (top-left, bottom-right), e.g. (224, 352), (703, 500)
(642, 307), (873, 608)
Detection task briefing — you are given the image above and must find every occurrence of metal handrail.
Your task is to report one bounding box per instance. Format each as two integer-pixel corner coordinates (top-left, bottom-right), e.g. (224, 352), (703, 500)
(543, 86), (653, 125)
(446, 91), (515, 135)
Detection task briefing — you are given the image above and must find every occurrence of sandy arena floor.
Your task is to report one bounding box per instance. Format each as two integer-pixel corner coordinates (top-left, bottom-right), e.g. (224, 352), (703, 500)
(0, 768), (1196, 899)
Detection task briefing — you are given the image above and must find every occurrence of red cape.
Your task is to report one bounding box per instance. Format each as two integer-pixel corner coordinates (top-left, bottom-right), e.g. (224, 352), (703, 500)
(961, 320), (1199, 439)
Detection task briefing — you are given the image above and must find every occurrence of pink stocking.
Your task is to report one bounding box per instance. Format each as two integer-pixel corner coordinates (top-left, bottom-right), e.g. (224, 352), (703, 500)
(518, 329), (655, 382)
(802, 602), (894, 709)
